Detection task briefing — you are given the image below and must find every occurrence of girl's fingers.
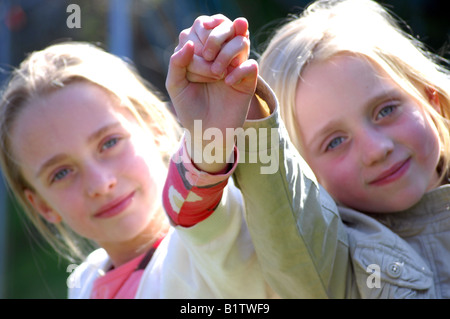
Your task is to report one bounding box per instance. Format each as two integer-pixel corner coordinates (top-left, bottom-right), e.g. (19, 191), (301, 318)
(179, 15), (249, 68)
(166, 41), (195, 95)
(177, 27), (207, 57)
(202, 14), (229, 29)
(177, 15), (220, 56)
(186, 34), (250, 81)
(170, 15), (252, 87)
(186, 54), (223, 81)
(196, 14), (228, 40)
(186, 72), (221, 83)
(201, 17), (249, 66)
(202, 19), (239, 61)
(211, 35), (250, 76)
(191, 14), (230, 57)
(224, 59), (258, 94)
(232, 17), (250, 38)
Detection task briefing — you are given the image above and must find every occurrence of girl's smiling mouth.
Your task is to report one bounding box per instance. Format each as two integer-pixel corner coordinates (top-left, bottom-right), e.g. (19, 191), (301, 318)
(95, 191), (135, 218)
(369, 158), (411, 186)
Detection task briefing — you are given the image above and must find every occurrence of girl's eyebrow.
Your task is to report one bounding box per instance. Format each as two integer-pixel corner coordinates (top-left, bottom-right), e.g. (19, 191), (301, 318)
(35, 154), (69, 179)
(306, 119), (341, 150)
(35, 122), (121, 178)
(87, 122), (121, 144)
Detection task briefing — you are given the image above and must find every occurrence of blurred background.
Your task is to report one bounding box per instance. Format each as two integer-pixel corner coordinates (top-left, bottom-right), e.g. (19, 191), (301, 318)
(0, 0), (448, 298)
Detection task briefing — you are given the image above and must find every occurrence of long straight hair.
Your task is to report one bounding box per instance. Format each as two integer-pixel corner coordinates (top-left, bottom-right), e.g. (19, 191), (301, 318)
(0, 42), (181, 262)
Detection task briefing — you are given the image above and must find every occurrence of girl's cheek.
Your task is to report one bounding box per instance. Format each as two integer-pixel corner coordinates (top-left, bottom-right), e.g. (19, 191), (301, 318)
(406, 112), (440, 158)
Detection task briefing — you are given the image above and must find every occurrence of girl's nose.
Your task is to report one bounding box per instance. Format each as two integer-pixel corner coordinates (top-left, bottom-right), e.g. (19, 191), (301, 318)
(359, 129), (394, 166)
(85, 164), (117, 197)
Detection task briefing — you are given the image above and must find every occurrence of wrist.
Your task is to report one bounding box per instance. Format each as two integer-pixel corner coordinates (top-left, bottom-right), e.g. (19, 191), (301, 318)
(184, 133), (235, 174)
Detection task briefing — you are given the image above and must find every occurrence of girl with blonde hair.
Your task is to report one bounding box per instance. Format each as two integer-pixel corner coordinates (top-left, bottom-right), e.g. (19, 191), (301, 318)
(177, 0), (450, 298)
(249, 0), (450, 298)
(0, 41), (275, 298)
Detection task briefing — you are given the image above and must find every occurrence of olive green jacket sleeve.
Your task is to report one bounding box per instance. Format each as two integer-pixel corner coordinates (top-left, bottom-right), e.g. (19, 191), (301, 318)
(233, 78), (354, 298)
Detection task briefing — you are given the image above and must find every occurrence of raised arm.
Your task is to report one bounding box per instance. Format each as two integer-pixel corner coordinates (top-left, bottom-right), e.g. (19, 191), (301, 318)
(233, 78), (352, 298)
(159, 14), (276, 298)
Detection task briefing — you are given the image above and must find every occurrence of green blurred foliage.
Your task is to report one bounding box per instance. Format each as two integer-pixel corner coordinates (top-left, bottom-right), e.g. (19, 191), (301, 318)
(5, 199), (69, 298)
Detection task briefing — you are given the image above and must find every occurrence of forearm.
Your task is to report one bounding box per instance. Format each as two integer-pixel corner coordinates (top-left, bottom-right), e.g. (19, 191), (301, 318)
(233, 77), (350, 298)
(161, 136), (274, 298)
(184, 86), (266, 174)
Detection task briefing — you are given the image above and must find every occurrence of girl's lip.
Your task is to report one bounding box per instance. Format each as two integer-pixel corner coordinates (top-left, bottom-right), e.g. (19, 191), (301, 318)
(369, 158), (411, 186)
(94, 191), (135, 218)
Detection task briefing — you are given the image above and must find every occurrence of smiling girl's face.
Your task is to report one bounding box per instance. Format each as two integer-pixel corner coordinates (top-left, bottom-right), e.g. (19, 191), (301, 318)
(295, 54), (441, 213)
(11, 81), (167, 249)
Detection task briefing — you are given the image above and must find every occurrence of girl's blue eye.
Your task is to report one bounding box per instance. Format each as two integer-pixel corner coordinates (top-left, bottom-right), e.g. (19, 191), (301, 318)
(52, 168), (70, 183)
(101, 137), (119, 151)
(377, 104), (396, 120)
(326, 136), (345, 151)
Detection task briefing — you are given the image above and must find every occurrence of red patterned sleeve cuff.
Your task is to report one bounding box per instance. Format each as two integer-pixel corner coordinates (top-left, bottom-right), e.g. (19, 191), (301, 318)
(162, 137), (239, 227)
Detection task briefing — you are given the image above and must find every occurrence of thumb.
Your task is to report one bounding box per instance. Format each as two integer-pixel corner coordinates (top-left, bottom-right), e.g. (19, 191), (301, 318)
(166, 41), (195, 98)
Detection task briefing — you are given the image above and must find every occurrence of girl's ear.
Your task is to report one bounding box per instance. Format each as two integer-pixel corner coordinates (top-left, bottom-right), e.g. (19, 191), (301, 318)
(425, 87), (441, 113)
(24, 189), (62, 224)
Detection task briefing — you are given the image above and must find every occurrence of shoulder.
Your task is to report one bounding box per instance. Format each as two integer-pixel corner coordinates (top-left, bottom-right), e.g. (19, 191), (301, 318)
(67, 248), (111, 299)
(340, 208), (435, 298)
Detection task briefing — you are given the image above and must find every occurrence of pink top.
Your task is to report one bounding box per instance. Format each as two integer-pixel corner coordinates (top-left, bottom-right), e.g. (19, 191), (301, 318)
(90, 254), (145, 299)
(90, 238), (163, 299)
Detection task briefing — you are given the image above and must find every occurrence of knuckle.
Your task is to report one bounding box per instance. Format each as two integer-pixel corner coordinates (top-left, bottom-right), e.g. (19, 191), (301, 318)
(243, 38), (250, 52)
(211, 13), (229, 22)
(194, 15), (208, 26)
(178, 28), (190, 42)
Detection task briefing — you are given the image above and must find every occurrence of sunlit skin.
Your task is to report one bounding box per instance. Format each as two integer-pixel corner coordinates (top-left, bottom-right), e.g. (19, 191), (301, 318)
(11, 82), (167, 266)
(295, 54), (441, 213)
